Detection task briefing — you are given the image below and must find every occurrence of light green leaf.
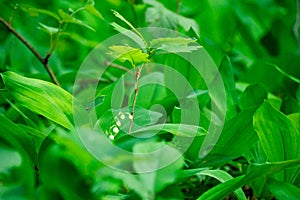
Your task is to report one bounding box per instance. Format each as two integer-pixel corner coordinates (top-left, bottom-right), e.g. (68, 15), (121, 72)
(150, 37), (197, 47)
(254, 102), (300, 182)
(150, 37), (201, 53)
(58, 9), (95, 31)
(129, 123), (207, 137)
(111, 9), (145, 44)
(198, 160), (300, 200)
(268, 178), (300, 200)
(109, 45), (149, 65)
(38, 23), (59, 34)
(1, 72), (75, 129)
(288, 113), (300, 131)
(84, 4), (104, 20)
(199, 170), (246, 200)
(20, 4), (60, 21)
(219, 56), (238, 118)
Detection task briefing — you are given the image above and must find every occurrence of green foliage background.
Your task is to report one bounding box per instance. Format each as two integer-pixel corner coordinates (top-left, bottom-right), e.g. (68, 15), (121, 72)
(0, 0), (300, 199)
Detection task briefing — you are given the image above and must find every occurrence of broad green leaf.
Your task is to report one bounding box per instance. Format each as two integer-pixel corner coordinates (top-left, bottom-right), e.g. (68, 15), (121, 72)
(0, 115), (37, 163)
(198, 160), (300, 200)
(268, 178), (300, 200)
(150, 37), (200, 53)
(205, 108), (258, 159)
(177, 168), (208, 180)
(38, 23), (59, 34)
(288, 113), (300, 131)
(39, 144), (97, 199)
(20, 4), (60, 20)
(0, 146), (35, 199)
(280, 96), (300, 115)
(38, 129), (103, 199)
(219, 56), (238, 118)
(109, 45), (149, 65)
(58, 9), (95, 32)
(144, 0), (199, 37)
(133, 141), (184, 194)
(248, 142), (268, 197)
(150, 37), (197, 48)
(115, 123), (207, 151)
(1, 72), (75, 129)
(254, 102), (300, 182)
(198, 170), (246, 200)
(129, 123), (207, 137)
(240, 83), (268, 110)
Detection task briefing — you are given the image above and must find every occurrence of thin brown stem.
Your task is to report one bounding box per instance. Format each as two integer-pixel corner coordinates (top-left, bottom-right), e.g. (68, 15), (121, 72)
(104, 61), (134, 75)
(128, 65), (142, 133)
(45, 22), (63, 63)
(0, 16), (60, 86)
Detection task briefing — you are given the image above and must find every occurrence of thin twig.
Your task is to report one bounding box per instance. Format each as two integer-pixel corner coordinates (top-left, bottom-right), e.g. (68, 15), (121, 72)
(293, 0), (300, 50)
(45, 22), (64, 63)
(176, 0), (182, 14)
(8, 5), (18, 25)
(128, 65), (142, 133)
(175, 0), (182, 35)
(0, 16), (60, 86)
(104, 61), (134, 75)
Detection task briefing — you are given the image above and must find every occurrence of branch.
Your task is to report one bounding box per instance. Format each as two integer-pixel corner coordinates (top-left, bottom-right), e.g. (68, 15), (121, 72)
(104, 61), (134, 75)
(0, 16), (60, 86)
(293, 0), (300, 50)
(128, 65), (142, 133)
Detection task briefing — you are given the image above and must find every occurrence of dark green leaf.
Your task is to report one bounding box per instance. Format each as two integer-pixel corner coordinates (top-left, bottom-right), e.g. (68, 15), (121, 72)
(133, 140), (184, 193)
(268, 178), (300, 200)
(205, 108), (258, 159)
(254, 102), (300, 182)
(240, 83), (268, 110)
(198, 160), (300, 200)
(198, 170), (246, 200)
